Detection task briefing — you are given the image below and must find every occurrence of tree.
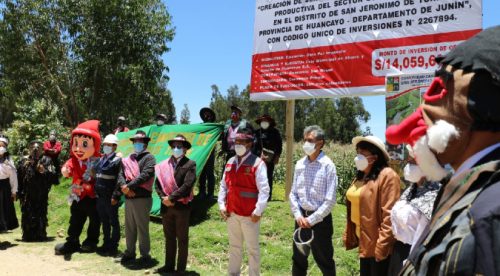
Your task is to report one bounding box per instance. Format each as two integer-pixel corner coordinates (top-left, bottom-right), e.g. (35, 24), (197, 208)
(207, 84), (371, 143)
(180, 104), (190, 124)
(0, 0), (176, 134)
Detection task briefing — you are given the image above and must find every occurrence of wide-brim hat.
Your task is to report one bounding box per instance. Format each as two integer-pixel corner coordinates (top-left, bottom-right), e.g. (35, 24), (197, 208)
(129, 131), (151, 142)
(199, 107), (216, 122)
(255, 114), (276, 127)
(168, 136), (192, 149)
(0, 136), (9, 146)
(230, 105), (242, 113)
(352, 135), (390, 162)
(156, 113), (168, 121)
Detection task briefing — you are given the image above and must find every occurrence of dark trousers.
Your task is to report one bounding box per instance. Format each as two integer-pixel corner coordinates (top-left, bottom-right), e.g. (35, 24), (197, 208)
(66, 197), (100, 249)
(96, 195), (120, 250)
(266, 161), (275, 201)
(0, 179), (18, 231)
(162, 205), (191, 272)
(292, 213), (336, 276)
(388, 240), (411, 276)
(360, 256), (391, 276)
(199, 151), (215, 197)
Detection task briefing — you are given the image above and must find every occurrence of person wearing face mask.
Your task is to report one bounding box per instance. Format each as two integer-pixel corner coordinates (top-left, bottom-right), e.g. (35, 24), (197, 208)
(93, 134), (122, 256)
(154, 135), (196, 275)
(386, 26), (500, 276)
(156, 113), (168, 126)
(254, 114), (282, 201)
(343, 135), (400, 276)
(289, 125), (337, 276)
(221, 105), (253, 163)
(198, 107), (217, 199)
(43, 130), (62, 183)
(117, 130), (156, 263)
(17, 140), (57, 241)
(0, 136), (19, 232)
(387, 146), (441, 276)
(113, 116), (130, 135)
(218, 128), (270, 276)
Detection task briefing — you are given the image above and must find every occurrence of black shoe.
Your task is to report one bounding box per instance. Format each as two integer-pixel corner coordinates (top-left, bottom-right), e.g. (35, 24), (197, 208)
(107, 247), (119, 257)
(55, 242), (80, 255)
(154, 266), (175, 274)
(118, 254), (136, 263)
(137, 255), (152, 264)
(80, 244), (97, 253)
(96, 246), (108, 254)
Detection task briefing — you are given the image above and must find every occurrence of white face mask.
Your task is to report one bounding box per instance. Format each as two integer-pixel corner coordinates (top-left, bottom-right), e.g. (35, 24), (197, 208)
(354, 154), (369, 171)
(172, 147), (184, 158)
(404, 163), (425, 183)
(235, 144), (247, 156)
(103, 145), (113, 155)
(260, 121), (270, 129)
(157, 120), (165, 126)
(0, 146), (6, 155)
(302, 142), (316, 156)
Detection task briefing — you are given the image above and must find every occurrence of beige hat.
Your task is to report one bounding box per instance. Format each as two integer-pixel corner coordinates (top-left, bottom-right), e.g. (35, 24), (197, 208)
(352, 135), (390, 161)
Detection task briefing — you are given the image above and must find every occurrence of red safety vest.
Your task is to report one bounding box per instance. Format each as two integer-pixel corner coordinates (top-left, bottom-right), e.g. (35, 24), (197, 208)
(224, 154), (262, 217)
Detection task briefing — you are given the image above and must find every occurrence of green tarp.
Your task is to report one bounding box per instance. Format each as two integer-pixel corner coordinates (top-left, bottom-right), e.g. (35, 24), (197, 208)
(116, 123), (223, 216)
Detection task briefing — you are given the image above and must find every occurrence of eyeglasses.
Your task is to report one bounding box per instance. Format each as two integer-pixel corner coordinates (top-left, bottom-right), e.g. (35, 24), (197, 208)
(171, 145), (183, 149)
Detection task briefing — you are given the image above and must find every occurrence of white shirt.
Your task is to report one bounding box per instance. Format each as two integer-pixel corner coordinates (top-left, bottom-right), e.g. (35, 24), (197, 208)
(218, 151), (270, 216)
(0, 158), (18, 194)
(289, 152), (337, 226)
(391, 200), (429, 252)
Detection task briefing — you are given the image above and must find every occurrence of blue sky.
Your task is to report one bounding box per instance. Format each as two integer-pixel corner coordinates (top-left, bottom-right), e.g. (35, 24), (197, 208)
(164, 0), (499, 141)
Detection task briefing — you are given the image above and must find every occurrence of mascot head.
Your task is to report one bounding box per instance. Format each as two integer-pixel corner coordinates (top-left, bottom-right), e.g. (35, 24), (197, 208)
(70, 120), (101, 161)
(386, 26), (500, 181)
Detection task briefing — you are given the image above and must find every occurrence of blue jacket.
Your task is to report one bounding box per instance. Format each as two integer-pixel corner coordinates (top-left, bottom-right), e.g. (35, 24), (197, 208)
(94, 152), (121, 198)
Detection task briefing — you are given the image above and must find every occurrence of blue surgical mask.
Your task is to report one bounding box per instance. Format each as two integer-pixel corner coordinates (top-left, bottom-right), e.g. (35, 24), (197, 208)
(133, 142), (145, 153)
(103, 145), (113, 155)
(172, 147), (184, 158)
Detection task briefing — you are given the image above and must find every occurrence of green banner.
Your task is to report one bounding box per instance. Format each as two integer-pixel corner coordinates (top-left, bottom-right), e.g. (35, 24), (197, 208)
(116, 123), (223, 216)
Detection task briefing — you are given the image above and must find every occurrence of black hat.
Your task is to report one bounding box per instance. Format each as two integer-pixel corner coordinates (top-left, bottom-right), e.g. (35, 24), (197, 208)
(168, 134), (192, 149)
(156, 113), (167, 121)
(255, 114), (276, 127)
(230, 105), (242, 114)
(129, 130), (151, 142)
(199, 107), (216, 123)
(436, 26), (500, 131)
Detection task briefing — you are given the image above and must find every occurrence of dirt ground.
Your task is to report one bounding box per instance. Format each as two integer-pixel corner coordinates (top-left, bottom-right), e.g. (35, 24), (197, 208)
(0, 228), (144, 275)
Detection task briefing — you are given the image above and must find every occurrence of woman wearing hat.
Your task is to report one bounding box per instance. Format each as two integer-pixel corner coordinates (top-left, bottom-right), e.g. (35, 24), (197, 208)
(343, 136), (400, 276)
(0, 136), (19, 232)
(154, 134), (196, 274)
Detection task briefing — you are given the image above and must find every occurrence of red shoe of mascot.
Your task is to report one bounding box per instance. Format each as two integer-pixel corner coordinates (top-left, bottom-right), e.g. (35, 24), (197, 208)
(55, 120), (102, 255)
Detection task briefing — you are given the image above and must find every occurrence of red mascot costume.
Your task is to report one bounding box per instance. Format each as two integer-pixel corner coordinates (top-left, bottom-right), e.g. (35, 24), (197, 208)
(55, 120), (101, 255)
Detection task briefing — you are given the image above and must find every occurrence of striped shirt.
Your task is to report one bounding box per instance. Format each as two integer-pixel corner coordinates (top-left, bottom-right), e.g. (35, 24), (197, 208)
(289, 151), (337, 226)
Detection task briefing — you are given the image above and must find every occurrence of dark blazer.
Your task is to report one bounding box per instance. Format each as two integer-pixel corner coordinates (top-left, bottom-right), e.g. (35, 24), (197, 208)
(155, 156), (196, 212)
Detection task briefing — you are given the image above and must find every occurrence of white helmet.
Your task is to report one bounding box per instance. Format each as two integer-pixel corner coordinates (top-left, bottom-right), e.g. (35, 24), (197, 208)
(103, 134), (119, 145)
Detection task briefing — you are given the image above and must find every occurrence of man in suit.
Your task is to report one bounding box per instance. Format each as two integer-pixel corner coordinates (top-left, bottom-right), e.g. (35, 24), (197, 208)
(386, 26), (500, 275)
(155, 134), (196, 275)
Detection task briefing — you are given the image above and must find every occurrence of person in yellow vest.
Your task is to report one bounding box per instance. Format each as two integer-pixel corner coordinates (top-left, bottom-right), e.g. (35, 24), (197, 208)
(343, 135), (401, 276)
(218, 127), (270, 276)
